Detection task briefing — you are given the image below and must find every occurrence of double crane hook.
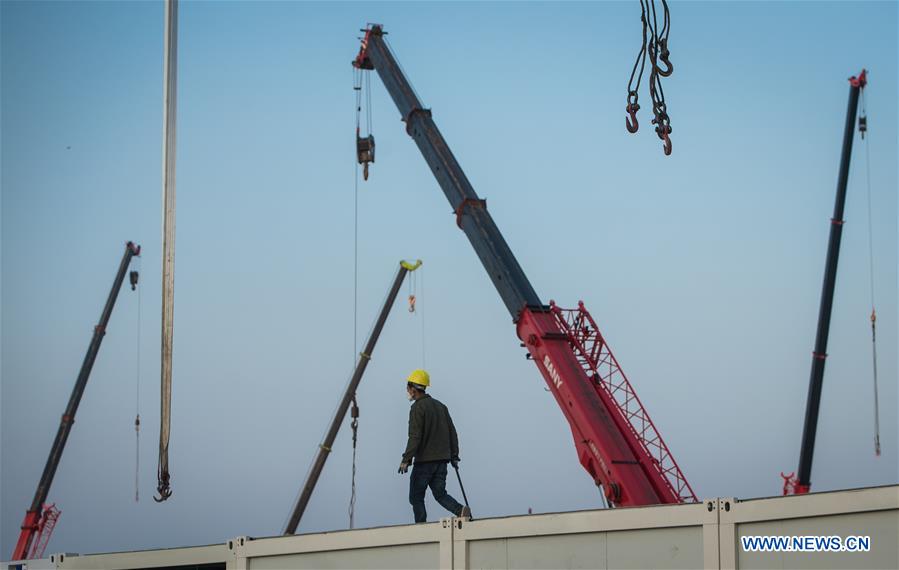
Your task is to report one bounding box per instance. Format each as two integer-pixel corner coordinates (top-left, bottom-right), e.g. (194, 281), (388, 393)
(625, 0), (675, 156)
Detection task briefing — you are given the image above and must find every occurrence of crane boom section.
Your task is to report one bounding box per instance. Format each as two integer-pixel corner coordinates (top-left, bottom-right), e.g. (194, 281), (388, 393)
(354, 25), (696, 507)
(356, 26), (540, 318)
(791, 70), (867, 494)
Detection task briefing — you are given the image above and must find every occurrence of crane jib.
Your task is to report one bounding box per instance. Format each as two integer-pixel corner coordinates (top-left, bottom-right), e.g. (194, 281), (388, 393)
(356, 25), (540, 319)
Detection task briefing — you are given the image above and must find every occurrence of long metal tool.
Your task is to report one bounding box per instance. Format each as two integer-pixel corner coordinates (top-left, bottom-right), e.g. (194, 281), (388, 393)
(11, 242), (141, 561)
(284, 260), (422, 534)
(453, 464), (472, 518)
(157, 0), (179, 503)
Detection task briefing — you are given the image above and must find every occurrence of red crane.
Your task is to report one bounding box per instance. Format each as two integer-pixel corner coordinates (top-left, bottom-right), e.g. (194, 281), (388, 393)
(353, 25), (696, 507)
(12, 242), (141, 561)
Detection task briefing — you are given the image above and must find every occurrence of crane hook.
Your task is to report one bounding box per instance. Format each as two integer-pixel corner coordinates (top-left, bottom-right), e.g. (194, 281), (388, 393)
(625, 103), (640, 133)
(154, 472), (172, 502)
(656, 39), (673, 77)
(662, 131), (672, 155)
(652, 115), (672, 156)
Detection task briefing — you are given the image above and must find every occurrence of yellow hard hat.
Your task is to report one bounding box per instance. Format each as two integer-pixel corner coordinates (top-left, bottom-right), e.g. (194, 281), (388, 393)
(407, 369), (430, 388)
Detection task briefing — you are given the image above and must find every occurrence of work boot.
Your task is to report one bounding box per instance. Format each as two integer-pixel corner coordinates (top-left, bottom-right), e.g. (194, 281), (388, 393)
(458, 506), (471, 518)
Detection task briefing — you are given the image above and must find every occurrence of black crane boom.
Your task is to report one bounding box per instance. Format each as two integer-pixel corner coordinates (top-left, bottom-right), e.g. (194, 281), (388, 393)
(791, 70), (867, 494)
(355, 25), (541, 319)
(12, 241), (141, 561)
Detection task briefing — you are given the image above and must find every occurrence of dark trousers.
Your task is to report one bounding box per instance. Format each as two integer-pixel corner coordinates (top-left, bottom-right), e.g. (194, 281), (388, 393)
(409, 461), (463, 523)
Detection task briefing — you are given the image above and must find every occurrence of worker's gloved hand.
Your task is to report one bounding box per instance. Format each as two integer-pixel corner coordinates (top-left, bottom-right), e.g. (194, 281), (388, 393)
(398, 461), (409, 474)
(451, 457), (460, 469)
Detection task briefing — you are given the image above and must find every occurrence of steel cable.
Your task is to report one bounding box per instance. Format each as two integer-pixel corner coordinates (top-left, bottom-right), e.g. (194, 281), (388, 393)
(350, 69), (362, 527)
(860, 88), (881, 457)
(134, 255), (142, 503)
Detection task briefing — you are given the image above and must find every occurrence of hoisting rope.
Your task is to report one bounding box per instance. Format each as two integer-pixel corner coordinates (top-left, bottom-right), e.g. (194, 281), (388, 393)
(348, 66), (367, 528)
(419, 266), (426, 368)
(366, 70), (372, 142)
(859, 86), (881, 457)
(625, 0), (674, 155)
(355, 63), (375, 180)
(348, 396), (360, 528)
(132, 257), (142, 503)
(354, 67), (365, 357)
(403, 264), (426, 368)
(407, 266), (417, 313)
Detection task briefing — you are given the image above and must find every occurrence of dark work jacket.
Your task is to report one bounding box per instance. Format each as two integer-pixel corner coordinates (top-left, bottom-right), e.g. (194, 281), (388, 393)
(402, 394), (459, 464)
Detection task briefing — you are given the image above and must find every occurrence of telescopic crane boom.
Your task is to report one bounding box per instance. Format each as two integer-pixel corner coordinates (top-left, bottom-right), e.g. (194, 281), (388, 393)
(12, 241), (141, 561)
(353, 25), (696, 507)
(285, 260), (422, 534)
(783, 70), (867, 495)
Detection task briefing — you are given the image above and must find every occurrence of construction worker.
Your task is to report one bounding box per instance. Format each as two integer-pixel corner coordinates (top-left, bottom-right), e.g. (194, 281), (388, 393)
(398, 369), (470, 522)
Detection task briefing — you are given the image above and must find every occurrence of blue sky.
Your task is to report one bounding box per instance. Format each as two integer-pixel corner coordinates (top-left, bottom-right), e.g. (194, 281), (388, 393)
(2, 0), (897, 557)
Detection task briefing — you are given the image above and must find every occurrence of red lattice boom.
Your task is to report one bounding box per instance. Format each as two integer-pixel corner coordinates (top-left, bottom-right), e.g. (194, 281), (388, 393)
(550, 301), (697, 504)
(29, 504), (61, 560)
